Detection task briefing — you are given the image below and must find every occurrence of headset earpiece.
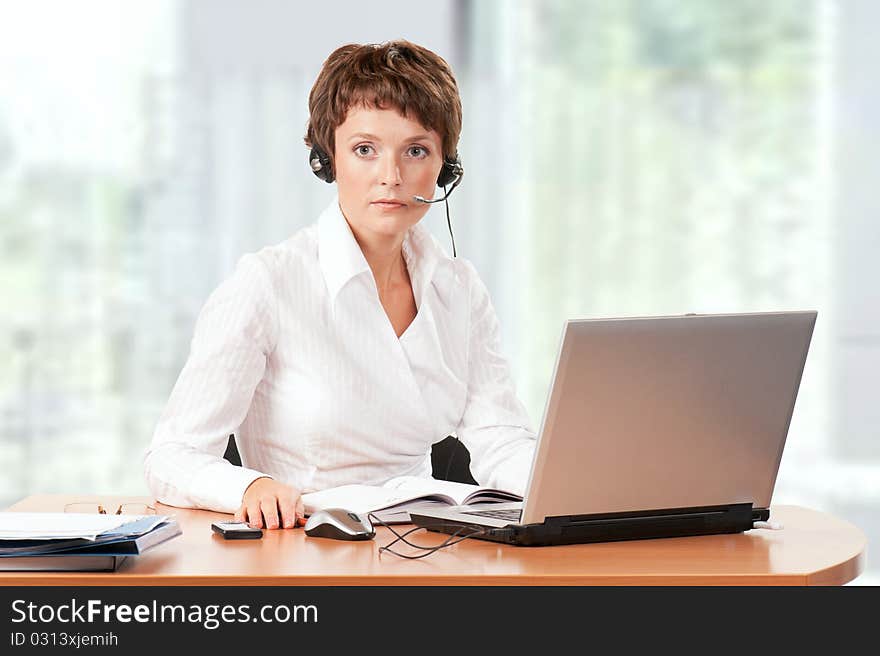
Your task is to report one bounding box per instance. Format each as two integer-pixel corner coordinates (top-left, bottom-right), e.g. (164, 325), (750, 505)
(309, 145), (334, 183)
(437, 153), (463, 188)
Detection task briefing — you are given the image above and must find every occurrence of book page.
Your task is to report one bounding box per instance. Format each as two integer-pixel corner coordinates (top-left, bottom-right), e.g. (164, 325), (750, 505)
(369, 500), (453, 524)
(382, 476), (521, 505)
(461, 489), (522, 504)
(300, 484), (457, 519)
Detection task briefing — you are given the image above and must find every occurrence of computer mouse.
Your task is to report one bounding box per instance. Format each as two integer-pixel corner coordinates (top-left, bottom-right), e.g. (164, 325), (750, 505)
(303, 508), (375, 541)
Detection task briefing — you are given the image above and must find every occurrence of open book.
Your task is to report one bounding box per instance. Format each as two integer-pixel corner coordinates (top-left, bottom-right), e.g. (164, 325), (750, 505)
(300, 476), (522, 524)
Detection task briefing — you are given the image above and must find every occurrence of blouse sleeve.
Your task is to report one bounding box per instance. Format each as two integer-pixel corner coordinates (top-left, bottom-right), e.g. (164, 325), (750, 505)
(453, 261), (537, 496)
(143, 253), (279, 512)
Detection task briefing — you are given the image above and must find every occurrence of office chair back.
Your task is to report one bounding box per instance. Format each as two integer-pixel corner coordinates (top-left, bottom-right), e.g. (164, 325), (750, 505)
(223, 434), (476, 484)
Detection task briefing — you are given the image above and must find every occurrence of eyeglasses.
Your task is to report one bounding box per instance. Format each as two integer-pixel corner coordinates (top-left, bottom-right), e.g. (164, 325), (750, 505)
(63, 502), (157, 516)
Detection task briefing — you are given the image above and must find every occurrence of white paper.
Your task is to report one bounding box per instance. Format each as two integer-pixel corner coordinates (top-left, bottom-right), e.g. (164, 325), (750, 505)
(0, 513), (146, 540)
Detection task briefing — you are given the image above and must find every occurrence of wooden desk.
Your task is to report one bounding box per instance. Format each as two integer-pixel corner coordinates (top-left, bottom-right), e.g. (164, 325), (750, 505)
(1, 495), (866, 586)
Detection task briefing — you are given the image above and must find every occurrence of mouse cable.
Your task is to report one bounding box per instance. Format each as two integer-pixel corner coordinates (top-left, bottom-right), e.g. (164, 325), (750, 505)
(368, 512), (478, 555)
(379, 526), (485, 560)
(376, 520), (484, 553)
(368, 512), (487, 560)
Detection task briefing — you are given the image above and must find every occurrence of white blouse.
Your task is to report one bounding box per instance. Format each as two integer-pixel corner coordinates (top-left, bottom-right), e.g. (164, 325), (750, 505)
(143, 198), (537, 513)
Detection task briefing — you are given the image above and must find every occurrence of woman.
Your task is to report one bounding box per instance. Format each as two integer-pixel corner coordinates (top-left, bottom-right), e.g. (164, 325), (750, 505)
(143, 40), (536, 529)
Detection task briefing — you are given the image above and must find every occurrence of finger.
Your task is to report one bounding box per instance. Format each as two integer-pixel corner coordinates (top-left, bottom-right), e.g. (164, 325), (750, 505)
(261, 497), (280, 530)
(246, 500), (264, 529)
(278, 496), (297, 529)
(295, 497), (305, 527)
(233, 504), (245, 523)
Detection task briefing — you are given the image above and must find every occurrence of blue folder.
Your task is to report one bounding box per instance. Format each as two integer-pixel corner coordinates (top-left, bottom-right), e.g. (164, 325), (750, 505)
(0, 516), (182, 571)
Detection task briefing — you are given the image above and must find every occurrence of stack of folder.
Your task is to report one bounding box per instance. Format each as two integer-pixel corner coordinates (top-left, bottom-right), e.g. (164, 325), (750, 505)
(0, 512), (182, 572)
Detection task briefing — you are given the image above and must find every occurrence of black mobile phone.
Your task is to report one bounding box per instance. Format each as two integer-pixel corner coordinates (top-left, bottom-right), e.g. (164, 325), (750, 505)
(211, 521), (263, 540)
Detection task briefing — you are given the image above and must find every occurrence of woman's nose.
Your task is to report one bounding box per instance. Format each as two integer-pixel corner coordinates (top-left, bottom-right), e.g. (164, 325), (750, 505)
(379, 155), (403, 185)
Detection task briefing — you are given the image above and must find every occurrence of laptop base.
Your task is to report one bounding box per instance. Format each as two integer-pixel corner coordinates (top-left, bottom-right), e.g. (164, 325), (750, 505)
(410, 503), (766, 547)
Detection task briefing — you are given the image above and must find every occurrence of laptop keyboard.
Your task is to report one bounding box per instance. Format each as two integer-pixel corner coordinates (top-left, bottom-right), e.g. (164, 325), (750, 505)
(463, 508), (522, 522)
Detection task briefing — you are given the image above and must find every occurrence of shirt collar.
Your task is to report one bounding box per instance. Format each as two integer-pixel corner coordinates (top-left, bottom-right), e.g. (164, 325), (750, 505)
(317, 197), (457, 306)
(318, 198), (372, 302)
(402, 220), (457, 309)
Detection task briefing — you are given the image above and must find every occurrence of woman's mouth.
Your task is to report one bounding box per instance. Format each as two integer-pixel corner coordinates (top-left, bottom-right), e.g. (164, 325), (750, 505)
(371, 200), (407, 210)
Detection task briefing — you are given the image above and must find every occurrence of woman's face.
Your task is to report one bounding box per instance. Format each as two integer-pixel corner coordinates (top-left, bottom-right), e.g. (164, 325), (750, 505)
(333, 104), (444, 243)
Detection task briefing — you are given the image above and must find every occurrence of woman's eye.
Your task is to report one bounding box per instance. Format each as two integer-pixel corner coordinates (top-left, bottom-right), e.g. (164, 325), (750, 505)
(355, 145), (374, 156)
(408, 146), (428, 158)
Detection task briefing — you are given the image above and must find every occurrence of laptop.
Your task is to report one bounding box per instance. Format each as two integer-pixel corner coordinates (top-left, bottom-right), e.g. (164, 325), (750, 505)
(410, 311), (817, 546)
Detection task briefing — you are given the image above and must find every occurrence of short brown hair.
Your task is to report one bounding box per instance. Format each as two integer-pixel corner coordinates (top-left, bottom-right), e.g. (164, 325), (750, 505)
(304, 40), (462, 173)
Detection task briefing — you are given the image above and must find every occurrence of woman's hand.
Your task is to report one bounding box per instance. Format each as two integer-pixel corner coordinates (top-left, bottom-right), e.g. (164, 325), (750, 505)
(235, 477), (304, 529)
